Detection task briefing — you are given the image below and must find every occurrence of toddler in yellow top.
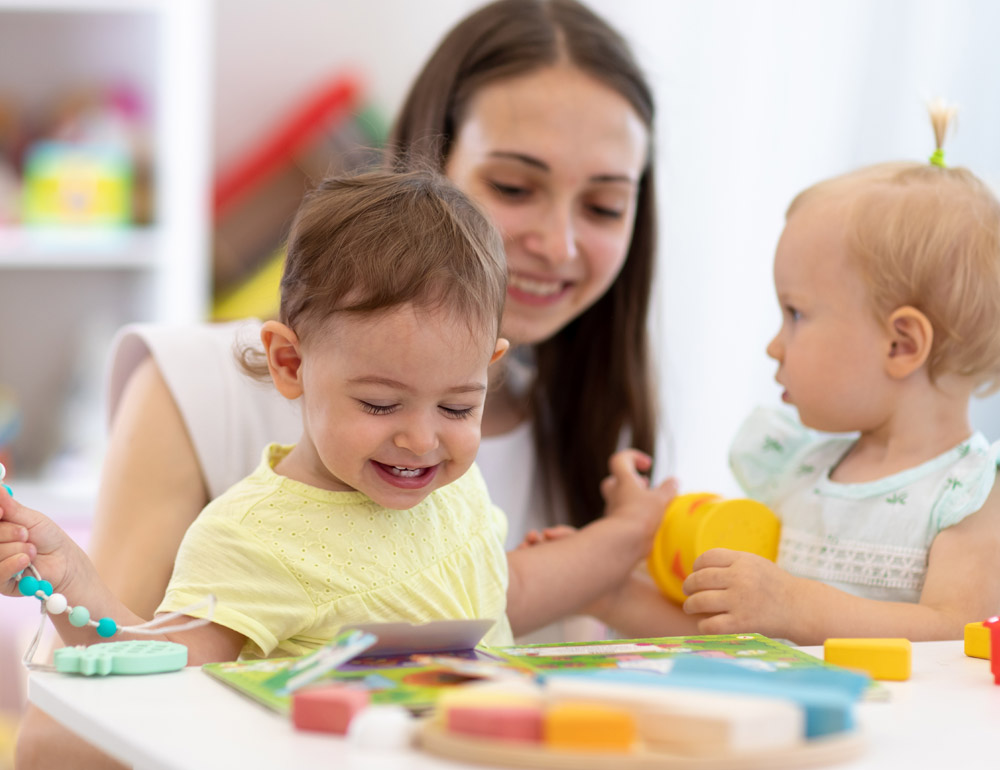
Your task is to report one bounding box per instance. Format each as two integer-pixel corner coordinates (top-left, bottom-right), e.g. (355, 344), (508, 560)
(0, 169), (676, 664)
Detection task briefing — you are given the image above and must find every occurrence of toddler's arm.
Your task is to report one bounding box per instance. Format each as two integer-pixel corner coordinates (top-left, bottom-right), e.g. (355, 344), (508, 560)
(1, 489), (244, 664)
(505, 449), (676, 635)
(682, 480), (1000, 644)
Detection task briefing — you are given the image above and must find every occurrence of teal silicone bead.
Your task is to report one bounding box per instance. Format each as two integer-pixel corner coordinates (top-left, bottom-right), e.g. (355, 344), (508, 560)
(68, 606), (91, 627)
(2, 484), (11, 496)
(96, 618), (118, 638)
(37, 580), (53, 596)
(18, 575), (39, 597)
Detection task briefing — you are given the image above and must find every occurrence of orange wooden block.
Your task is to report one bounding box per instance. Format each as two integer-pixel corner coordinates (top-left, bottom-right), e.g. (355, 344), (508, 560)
(544, 701), (636, 752)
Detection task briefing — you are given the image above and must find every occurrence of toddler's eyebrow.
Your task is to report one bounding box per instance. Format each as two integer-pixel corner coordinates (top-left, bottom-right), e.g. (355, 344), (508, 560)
(349, 376), (486, 394)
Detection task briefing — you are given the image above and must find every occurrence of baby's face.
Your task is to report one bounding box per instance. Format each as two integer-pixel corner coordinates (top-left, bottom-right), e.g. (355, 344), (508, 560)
(292, 303), (504, 510)
(765, 198), (895, 433)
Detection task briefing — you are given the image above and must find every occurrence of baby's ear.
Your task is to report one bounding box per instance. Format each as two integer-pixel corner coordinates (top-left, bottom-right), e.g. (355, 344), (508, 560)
(261, 321), (304, 399)
(885, 306), (933, 379)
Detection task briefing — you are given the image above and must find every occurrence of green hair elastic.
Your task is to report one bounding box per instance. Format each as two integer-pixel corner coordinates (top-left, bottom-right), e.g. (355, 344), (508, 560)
(929, 148), (946, 168)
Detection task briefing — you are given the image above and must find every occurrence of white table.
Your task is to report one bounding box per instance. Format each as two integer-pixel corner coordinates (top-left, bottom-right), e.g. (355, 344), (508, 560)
(29, 641), (1000, 770)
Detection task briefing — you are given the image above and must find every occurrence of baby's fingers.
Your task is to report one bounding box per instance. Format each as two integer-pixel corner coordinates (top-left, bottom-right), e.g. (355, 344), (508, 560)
(682, 588), (730, 616)
(0, 521), (30, 545)
(690, 547), (740, 571)
(682, 565), (732, 596)
(0, 545), (35, 588)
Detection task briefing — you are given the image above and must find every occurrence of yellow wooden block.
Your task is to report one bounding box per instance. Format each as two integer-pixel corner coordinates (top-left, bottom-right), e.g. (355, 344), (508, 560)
(824, 638), (911, 681)
(544, 701), (636, 752)
(965, 622), (991, 660)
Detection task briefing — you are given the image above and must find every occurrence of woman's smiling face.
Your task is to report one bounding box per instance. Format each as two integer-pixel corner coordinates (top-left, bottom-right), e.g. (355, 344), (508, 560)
(445, 64), (649, 346)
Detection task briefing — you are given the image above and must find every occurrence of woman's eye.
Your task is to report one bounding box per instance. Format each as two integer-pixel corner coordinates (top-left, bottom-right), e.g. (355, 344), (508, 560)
(489, 181), (529, 199)
(588, 204), (625, 220)
(440, 406), (475, 419)
(360, 402), (397, 415)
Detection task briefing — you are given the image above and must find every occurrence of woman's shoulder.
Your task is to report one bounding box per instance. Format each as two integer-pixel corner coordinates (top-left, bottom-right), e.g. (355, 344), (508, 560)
(106, 320), (301, 499)
(107, 319), (264, 417)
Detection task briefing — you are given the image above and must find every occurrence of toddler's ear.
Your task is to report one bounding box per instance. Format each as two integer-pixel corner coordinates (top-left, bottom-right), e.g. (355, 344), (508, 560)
(491, 338), (510, 365)
(261, 321), (304, 399)
(885, 306), (933, 379)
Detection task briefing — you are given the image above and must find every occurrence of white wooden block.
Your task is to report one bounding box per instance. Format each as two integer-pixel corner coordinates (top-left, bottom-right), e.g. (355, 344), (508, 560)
(543, 677), (804, 755)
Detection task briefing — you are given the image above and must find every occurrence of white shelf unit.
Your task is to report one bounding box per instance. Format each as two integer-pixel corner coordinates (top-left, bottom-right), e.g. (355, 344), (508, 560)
(0, 0), (213, 502)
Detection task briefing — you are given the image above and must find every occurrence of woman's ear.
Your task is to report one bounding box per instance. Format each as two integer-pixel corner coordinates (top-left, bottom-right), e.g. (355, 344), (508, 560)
(885, 306), (933, 379)
(261, 320), (304, 399)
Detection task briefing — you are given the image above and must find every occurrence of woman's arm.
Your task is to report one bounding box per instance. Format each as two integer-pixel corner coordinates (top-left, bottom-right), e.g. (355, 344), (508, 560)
(682, 479), (1000, 645)
(505, 450), (676, 635)
(16, 355), (211, 769)
(88, 355), (210, 616)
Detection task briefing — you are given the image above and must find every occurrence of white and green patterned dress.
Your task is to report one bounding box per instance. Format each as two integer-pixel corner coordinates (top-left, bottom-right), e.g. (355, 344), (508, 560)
(730, 407), (1000, 602)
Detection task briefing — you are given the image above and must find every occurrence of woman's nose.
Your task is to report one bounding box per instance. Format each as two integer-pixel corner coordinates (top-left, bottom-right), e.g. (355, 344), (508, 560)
(529, 202), (578, 265)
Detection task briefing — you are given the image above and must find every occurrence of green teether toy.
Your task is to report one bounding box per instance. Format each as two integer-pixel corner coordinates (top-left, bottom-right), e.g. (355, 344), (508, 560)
(54, 640), (188, 676)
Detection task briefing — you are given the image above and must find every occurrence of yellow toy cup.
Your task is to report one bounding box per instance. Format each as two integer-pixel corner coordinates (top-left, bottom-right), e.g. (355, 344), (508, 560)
(647, 493), (781, 604)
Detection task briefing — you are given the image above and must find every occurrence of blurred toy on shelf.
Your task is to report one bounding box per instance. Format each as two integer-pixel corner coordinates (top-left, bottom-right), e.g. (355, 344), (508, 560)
(0, 82), (152, 229)
(22, 140), (132, 226)
(211, 75), (387, 319)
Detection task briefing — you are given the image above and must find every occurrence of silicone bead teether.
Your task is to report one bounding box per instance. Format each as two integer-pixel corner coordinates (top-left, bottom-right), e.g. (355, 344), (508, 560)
(54, 640), (188, 676)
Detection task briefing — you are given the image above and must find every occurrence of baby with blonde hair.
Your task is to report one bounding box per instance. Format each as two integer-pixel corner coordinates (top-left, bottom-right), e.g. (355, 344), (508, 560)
(682, 106), (1000, 644)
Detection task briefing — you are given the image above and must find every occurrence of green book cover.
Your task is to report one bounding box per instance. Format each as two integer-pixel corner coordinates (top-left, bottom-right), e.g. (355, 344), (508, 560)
(202, 633), (835, 716)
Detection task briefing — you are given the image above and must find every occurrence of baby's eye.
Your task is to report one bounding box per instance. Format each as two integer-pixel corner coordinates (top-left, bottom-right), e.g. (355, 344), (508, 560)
(360, 401), (397, 416)
(785, 306), (802, 322)
(440, 405), (476, 420)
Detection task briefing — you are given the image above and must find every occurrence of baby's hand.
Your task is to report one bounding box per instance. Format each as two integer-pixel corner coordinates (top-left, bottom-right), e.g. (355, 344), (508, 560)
(516, 525), (577, 550)
(0, 487), (79, 598)
(681, 548), (798, 637)
(600, 449), (677, 542)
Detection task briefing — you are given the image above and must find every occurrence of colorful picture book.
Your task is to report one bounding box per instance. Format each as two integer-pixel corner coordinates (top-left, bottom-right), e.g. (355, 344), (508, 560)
(202, 633), (842, 716)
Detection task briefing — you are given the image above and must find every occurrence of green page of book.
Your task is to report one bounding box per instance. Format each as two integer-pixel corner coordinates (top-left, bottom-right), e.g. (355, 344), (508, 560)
(202, 633), (839, 716)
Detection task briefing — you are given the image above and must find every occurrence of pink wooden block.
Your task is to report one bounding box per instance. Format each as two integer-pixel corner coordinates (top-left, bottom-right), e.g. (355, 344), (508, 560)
(292, 686), (370, 734)
(446, 705), (544, 742)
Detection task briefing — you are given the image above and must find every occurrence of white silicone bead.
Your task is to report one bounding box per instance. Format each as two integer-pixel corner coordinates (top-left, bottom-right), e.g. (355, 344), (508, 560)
(45, 593), (68, 614)
(347, 705), (415, 749)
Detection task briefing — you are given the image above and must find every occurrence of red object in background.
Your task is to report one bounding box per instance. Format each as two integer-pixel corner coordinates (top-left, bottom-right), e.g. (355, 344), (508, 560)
(213, 75), (360, 219)
(984, 616), (1000, 685)
(210, 74), (367, 293)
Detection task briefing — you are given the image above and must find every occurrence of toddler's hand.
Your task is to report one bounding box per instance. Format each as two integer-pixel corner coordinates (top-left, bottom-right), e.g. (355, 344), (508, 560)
(516, 525), (577, 550)
(600, 449), (677, 542)
(681, 548), (798, 637)
(0, 487), (80, 598)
